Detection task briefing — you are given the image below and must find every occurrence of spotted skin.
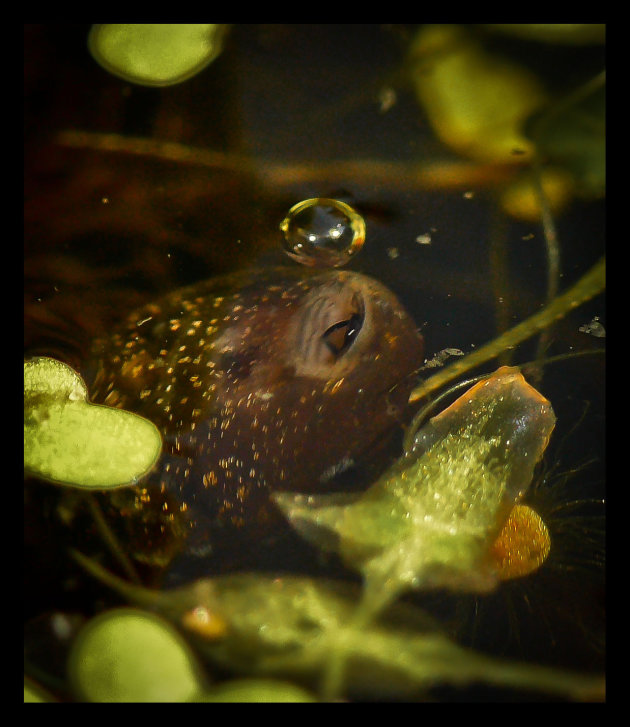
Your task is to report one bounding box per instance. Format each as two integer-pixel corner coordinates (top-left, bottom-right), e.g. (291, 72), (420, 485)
(85, 267), (423, 550)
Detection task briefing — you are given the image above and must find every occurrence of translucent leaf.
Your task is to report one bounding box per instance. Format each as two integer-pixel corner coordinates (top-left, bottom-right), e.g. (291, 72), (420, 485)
(409, 25), (547, 163)
(24, 356), (162, 488)
(500, 167), (575, 221)
(68, 608), (204, 702)
(275, 367), (556, 598)
(195, 678), (316, 702)
(73, 552), (604, 701)
(88, 24), (227, 87)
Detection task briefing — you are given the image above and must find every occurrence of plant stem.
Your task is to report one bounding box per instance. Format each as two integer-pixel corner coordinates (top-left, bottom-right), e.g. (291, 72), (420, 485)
(409, 257), (605, 404)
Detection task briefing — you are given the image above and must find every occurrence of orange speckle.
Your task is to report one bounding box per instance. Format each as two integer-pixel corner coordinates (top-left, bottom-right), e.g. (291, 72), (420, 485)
(330, 378), (345, 394)
(181, 606), (227, 640)
(202, 471), (218, 488)
(384, 331), (399, 347)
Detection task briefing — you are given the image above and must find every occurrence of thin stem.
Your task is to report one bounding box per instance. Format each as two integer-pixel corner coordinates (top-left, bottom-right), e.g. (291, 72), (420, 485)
(55, 129), (516, 191)
(528, 71), (606, 144)
(531, 155), (561, 373)
(488, 199), (513, 364)
(320, 579), (400, 700)
(408, 257), (605, 404)
(85, 495), (141, 584)
(525, 70), (605, 374)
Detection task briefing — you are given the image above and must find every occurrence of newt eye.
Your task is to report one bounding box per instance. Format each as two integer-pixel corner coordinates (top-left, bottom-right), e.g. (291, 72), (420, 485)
(322, 312), (363, 357)
(296, 286), (365, 370)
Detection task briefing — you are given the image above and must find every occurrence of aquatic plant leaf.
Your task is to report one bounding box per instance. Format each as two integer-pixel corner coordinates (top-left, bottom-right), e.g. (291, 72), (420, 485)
(275, 368), (556, 597)
(24, 356), (161, 488)
(195, 678), (316, 702)
(526, 81), (605, 197)
(409, 25), (547, 163)
(68, 608), (204, 702)
(24, 678), (54, 703)
(500, 167), (575, 221)
(73, 552), (603, 701)
(88, 24), (227, 87)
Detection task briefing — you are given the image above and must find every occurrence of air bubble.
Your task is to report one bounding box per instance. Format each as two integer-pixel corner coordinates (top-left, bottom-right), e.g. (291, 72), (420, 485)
(279, 198), (366, 268)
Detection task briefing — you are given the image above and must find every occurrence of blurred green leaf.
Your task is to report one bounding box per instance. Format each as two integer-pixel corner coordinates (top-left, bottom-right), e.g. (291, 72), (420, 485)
(68, 608), (204, 702)
(275, 368), (556, 604)
(24, 356), (162, 489)
(24, 678), (55, 703)
(88, 24), (228, 87)
(73, 551), (604, 701)
(527, 77), (605, 197)
(408, 24), (547, 163)
(195, 678), (316, 702)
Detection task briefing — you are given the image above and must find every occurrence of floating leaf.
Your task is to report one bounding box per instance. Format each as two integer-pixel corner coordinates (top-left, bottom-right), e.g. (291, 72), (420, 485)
(24, 356), (162, 488)
(73, 552), (603, 701)
(88, 24), (228, 87)
(68, 608), (204, 702)
(409, 25), (547, 163)
(275, 368), (556, 604)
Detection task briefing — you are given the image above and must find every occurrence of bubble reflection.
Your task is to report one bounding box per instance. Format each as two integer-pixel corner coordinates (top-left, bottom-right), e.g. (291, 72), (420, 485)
(279, 198), (366, 268)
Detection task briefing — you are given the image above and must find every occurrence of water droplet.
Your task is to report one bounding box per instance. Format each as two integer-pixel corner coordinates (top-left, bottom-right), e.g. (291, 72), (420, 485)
(279, 198), (366, 268)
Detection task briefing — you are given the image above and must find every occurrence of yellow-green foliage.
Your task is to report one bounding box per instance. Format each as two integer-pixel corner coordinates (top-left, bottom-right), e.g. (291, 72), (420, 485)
(24, 356), (162, 489)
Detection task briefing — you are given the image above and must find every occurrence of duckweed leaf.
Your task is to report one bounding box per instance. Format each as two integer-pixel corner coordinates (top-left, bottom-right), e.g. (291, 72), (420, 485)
(68, 608), (204, 702)
(275, 368), (556, 602)
(88, 24), (227, 87)
(73, 557), (372, 677)
(24, 356), (161, 488)
(408, 25), (547, 163)
(73, 552), (603, 701)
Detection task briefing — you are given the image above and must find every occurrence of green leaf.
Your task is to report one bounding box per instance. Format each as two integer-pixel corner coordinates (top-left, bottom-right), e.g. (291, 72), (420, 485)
(88, 24), (227, 87)
(195, 679), (316, 702)
(24, 678), (55, 703)
(408, 25), (547, 163)
(68, 608), (204, 702)
(73, 553), (604, 701)
(24, 356), (162, 489)
(275, 368), (556, 599)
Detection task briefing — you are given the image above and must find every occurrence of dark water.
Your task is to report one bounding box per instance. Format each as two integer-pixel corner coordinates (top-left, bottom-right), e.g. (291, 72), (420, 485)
(24, 24), (605, 700)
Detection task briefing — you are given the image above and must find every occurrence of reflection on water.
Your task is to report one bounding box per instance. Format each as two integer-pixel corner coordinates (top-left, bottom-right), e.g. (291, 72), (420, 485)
(24, 24), (605, 701)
